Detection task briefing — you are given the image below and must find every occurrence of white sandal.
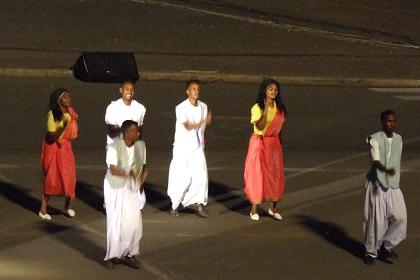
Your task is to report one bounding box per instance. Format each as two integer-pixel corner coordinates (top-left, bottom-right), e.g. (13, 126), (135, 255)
(38, 212), (52, 220)
(268, 208), (283, 220)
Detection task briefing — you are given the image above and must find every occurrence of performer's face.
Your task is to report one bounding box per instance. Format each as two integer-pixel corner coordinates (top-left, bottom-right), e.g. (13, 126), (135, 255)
(119, 82), (135, 103)
(59, 91), (71, 108)
(265, 84), (278, 100)
(124, 125), (140, 145)
(382, 114), (396, 135)
(186, 83), (200, 102)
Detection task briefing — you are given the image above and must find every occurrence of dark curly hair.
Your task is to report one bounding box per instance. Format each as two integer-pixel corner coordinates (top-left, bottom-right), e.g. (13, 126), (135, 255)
(48, 88), (68, 122)
(256, 79), (287, 116)
(380, 109), (396, 121)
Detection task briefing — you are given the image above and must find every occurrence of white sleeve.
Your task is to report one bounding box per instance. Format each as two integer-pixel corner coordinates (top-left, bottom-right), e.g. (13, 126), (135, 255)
(176, 105), (187, 124)
(106, 146), (118, 167)
(367, 137), (380, 161)
(105, 104), (115, 125)
(143, 145), (147, 165)
(140, 106), (146, 126)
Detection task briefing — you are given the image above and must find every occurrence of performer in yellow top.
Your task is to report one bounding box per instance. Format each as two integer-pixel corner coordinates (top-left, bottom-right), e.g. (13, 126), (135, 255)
(244, 79), (287, 221)
(39, 88), (78, 220)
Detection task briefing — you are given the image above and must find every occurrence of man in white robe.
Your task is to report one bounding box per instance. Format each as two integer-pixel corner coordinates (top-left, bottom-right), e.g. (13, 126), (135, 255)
(104, 120), (148, 269)
(167, 79), (211, 218)
(363, 110), (407, 265)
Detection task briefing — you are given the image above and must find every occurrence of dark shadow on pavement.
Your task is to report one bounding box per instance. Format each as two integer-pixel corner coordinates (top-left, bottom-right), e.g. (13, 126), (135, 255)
(76, 181), (104, 213)
(0, 221), (68, 252)
(144, 182), (171, 212)
(39, 222), (104, 264)
(208, 181), (249, 216)
(0, 181), (61, 215)
(297, 214), (364, 260)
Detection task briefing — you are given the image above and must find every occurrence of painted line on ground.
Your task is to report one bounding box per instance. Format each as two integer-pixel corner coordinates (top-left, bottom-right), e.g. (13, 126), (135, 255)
(395, 96), (420, 101)
(131, 0), (419, 49)
(1, 67), (420, 87)
(369, 88), (420, 93)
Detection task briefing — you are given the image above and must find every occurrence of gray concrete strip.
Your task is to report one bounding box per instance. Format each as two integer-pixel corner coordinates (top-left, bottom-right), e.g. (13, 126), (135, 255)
(2, 67), (420, 87)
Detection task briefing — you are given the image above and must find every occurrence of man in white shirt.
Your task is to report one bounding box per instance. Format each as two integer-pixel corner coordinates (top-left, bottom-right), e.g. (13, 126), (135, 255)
(167, 79), (211, 218)
(105, 80), (146, 144)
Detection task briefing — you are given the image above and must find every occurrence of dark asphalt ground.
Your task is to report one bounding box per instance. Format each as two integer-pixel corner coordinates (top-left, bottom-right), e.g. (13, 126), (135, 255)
(0, 1), (420, 279)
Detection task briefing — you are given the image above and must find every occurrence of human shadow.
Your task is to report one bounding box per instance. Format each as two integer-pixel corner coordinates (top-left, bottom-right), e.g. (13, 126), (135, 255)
(39, 222), (104, 264)
(208, 181), (249, 216)
(144, 182), (171, 212)
(0, 181), (61, 215)
(76, 181), (104, 213)
(297, 214), (364, 260)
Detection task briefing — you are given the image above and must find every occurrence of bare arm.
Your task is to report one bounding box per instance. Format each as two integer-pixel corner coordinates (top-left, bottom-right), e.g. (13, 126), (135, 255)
(372, 161), (395, 176)
(183, 111), (212, 130)
(46, 117), (69, 143)
(107, 125), (121, 139)
(109, 165), (131, 177)
(256, 105), (269, 130)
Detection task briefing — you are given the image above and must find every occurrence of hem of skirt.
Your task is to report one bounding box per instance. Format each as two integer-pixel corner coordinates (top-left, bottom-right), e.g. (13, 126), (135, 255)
(248, 198), (282, 204)
(43, 191), (75, 199)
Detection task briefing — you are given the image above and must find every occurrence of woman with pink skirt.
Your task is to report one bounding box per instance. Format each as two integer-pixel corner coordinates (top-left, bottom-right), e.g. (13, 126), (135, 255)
(244, 79), (287, 221)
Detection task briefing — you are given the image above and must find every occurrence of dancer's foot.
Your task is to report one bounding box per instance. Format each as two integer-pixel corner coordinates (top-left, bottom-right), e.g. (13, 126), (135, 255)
(65, 208), (76, 218)
(195, 204), (208, 218)
(170, 209), (179, 217)
(124, 256), (140, 269)
(38, 211), (52, 221)
(268, 208), (283, 220)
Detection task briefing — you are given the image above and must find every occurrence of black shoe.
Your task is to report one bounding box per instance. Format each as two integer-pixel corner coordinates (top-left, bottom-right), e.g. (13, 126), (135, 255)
(379, 245), (398, 263)
(104, 260), (115, 269)
(195, 204), (208, 218)
(124, 256), (140, 269)
(363, 255), (377, 266)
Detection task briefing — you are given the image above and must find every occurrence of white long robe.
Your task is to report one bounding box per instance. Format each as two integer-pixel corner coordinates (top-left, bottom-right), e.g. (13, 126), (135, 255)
(167, 99), (208, 210)
(104, 145), (145, 260)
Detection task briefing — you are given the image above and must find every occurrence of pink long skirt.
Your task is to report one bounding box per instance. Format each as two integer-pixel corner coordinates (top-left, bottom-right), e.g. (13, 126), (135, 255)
(244, 134), (285, 204)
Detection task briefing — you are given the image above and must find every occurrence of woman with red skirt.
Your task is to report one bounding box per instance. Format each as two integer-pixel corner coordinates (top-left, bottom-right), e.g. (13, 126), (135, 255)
(244, 79), (287, 221)
(39, 88), (78, 220)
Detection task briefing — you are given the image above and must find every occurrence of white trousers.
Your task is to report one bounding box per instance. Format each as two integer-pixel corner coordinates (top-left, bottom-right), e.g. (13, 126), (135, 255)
(104, 178), (143, 260)
(167, 148), (208, 209)
(363, 180), (407, 256)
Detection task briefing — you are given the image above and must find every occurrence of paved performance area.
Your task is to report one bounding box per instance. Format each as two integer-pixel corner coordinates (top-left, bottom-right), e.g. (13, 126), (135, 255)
(1, 0), (420, 279)
(0, 79), (419, 279)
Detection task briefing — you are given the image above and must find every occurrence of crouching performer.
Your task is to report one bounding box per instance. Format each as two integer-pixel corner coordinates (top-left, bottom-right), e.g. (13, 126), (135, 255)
(104, 120), (148, 269)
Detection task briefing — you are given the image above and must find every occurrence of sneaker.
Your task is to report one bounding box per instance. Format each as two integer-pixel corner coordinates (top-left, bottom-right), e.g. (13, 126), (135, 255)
(363, 255), (376, 266)
(170, 209), (179, 217)
(124, 256), (140, 269)
(268, 208), (283, 220)
(66, 208), (76, 218)
(38, 211), (52, 221)
(249, 212), (259, 221)
(379, 245), (398, 262)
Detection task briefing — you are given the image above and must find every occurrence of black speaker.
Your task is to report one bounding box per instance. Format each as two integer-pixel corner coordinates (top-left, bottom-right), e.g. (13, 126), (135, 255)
(72, 52), (140, 83)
